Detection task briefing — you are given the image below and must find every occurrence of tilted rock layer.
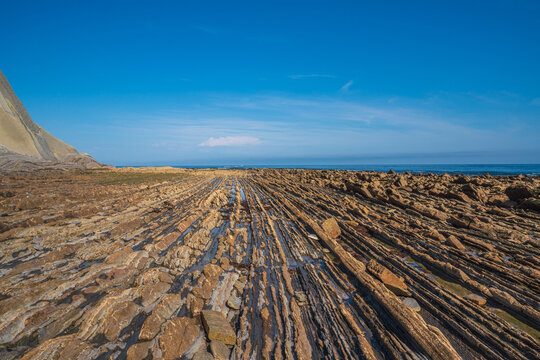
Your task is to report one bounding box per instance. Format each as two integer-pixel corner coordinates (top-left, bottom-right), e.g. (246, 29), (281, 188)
(0, 168), (539, 360)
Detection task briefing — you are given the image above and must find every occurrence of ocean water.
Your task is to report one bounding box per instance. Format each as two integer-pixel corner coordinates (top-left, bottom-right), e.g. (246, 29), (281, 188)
(156, 164), (540, 176)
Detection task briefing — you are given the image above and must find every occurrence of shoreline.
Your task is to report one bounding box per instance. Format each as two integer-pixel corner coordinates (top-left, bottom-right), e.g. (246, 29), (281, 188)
(114, 163), (540, 176)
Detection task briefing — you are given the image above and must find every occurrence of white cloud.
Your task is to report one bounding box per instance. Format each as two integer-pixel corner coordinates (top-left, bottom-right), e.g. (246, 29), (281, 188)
(99, 91), (539, 164)
(288, 74), (335, 79)
(199, 136), (260, 147)
(340, 80), (354, 92)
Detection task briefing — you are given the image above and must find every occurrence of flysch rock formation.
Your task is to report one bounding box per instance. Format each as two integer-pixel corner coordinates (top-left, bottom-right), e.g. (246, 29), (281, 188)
(0, 168), (538, 360)
(0, 70), (106, 172)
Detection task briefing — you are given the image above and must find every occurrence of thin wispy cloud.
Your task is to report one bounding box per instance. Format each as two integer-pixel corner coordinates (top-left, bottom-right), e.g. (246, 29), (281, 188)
(199, 136), (261, 147)
(89, 91), (539, 164)
(340, 80), (354, 92)
(288, 74), (336, 79)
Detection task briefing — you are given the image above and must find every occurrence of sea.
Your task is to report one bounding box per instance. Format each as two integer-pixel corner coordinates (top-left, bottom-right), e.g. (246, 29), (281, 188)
(130, 164), (540, 176)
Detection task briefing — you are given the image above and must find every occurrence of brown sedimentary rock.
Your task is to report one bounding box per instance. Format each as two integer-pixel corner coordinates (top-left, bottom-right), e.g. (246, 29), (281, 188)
(127, 341), (153, 360)
(446, 234), (466, 250)
(1, 169), (539, 360)
(367, 259), (411, 297)
(201, 310), (237, 345)
(322, 217), (341, 238)
(159, 317), (200, 359)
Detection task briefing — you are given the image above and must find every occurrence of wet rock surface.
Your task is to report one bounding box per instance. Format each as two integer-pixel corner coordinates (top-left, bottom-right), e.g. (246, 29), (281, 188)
(0, 168), (539, 359)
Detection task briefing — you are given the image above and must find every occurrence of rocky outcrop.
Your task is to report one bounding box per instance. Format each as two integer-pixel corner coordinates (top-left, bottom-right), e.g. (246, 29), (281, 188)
(0, 169), (538, 360)
(0, 70), (107, 171)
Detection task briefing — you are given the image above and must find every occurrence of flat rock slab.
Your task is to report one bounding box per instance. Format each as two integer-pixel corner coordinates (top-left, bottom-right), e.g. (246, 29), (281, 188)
(201, 310), (237, 345)
(159, 317), (200, 359)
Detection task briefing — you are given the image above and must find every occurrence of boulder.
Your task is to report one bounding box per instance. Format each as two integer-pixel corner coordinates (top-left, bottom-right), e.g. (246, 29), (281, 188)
(188, 294), (205, 316)
(220, 257), (230, 270)
(152, 293), (183, 319)
(192, 276), (216, 300)
(104, 300), (140, 341)
(321, 217), (341, 238)
(453, 175), (470, 184)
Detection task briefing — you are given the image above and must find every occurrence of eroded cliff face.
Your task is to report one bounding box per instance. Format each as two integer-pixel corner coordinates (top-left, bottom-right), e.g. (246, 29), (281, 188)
(0, 70), (105, 171)
(0, 70), (79, 161)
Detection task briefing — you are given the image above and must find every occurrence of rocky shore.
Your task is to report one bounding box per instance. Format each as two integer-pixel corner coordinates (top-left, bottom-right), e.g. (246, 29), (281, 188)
(0, 168), (538, 359)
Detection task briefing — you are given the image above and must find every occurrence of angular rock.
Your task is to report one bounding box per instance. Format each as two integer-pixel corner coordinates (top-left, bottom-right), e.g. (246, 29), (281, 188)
(159, 317), (200, 359)
(461, 184), (487, 202)
(192, 276), (216, 300)
(210, 339), (231, 360)
(445, 235), (465, 250)
(153, 293), (183, 320)
(201, 310), (237, 345)
(138, 281), (171, 306)
(103, 300), (140, 341)
(203, 263), (224, 282)
(127, 341), (153, 360)
(193, 351), (214, 360)
(188, 294), (205, 316)
(227, 292), (241, 310)
(367, 259), (410, 297)
(139, 313), (163, 341)
(220, 257), (230, 270)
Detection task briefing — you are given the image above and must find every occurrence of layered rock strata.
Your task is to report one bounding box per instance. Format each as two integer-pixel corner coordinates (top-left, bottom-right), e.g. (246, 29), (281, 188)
(0, 168), (538, 360)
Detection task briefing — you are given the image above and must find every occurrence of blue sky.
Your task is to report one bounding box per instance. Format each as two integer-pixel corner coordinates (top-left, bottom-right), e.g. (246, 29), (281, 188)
(1, 0), (539, 165)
